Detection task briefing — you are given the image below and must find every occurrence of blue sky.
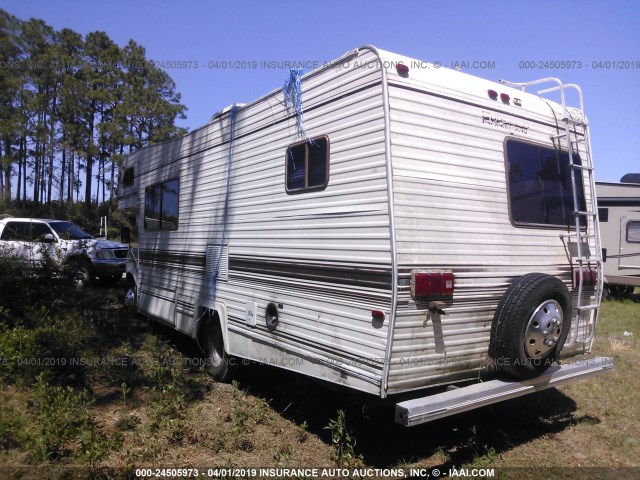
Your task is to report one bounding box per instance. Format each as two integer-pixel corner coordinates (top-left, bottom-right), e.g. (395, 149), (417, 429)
(2, 0), (639, 182)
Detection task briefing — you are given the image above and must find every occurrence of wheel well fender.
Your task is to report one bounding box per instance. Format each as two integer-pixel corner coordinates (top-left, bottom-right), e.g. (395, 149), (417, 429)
(64, 254), (93, 272)
(194, 301), (229, 354)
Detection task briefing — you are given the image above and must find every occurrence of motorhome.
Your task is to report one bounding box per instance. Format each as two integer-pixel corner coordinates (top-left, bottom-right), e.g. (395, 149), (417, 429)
(118, 46), (612, 426)
(597, 178), (640, 299)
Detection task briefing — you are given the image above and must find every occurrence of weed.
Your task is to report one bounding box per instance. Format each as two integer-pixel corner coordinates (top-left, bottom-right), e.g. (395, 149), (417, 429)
(78, 419), (113, 472)
(121, 382), (131, 407)
(273, 444), (292, 465)
(0, 401), (31, 450)
(324, 409), (363, 468)
(115, 415), (141, 432)
(32, 372), (92, 461)
(298, 420), (309, 443)
(211, 433), (228, 453)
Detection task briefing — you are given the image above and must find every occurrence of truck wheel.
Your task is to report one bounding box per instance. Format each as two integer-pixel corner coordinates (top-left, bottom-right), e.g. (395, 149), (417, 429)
(204, 315), (234, 382)
(73, 258), (93, 287)
(489, 273), (572, 379)
(124, 275), (137, 308)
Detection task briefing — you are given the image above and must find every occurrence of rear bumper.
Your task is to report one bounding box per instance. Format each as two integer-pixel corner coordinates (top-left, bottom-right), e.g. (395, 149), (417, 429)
(395, 356), (614, 426)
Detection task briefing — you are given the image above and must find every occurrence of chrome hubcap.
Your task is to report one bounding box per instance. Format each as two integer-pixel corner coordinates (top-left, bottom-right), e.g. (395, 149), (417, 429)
(524, 300), (563, 359)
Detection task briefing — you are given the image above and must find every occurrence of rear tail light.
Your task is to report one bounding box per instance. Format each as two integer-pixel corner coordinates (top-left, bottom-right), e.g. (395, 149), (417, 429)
(411, 271), (455, 299)
(573, 267), (597, 287)
(396, 63), (409, 76)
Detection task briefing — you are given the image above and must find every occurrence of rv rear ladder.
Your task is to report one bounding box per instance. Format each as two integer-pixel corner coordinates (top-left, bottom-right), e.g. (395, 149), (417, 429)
(500, 77), (603, 347)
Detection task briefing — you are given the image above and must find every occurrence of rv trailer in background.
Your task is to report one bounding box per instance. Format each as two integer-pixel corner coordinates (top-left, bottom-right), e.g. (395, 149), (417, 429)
(597, 177), (640, 299)
(118, 46), (612, 426)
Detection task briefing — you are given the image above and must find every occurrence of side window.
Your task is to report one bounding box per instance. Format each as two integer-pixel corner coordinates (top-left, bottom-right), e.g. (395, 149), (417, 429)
(144, 179), (179, 231)
(31, 223), (53, 242)
(627, 221), (640, 243)
(285, 136), (329, 193)
(0, 221), (30, 241)
(505, 139), (586, 228)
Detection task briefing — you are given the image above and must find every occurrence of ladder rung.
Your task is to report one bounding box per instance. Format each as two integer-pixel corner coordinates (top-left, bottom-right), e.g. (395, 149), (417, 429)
(574, 257), (594, 263)
(552, 131), (586, 140)
(575, 260), (602, 265)
(563, 117), (586, 126)
(568, 163), (593, 171)
(576, 304), (600, 311)
(574, 211), (598, 217)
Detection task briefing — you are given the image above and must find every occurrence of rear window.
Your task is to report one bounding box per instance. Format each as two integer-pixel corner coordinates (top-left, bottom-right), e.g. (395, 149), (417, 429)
(627, 221), (640, 243)
(0, 221), (30, 241)
(506, 139), (586, 228)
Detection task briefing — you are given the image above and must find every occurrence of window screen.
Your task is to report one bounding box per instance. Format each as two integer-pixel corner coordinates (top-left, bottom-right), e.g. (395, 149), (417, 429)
(144, 179), (179, 230)
(286, 136), (329, 193)
(506, 139), (586, 228)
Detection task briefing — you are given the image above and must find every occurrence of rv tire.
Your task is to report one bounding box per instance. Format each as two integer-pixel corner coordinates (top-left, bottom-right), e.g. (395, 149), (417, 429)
(607, 285), (634, 300)
(204, 315), (234, 382)
(489, 273), (572, 379)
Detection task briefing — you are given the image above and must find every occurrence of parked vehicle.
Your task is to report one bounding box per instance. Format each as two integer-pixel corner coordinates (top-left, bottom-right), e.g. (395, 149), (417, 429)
(597, 178), (640, 299)
(118, 46), (612, 425)
(0, 217), (128, 285)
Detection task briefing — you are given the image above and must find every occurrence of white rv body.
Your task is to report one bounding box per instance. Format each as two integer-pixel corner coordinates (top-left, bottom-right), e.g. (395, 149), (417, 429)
(118, 46), (607, 405)
(596, 181), (640, 293)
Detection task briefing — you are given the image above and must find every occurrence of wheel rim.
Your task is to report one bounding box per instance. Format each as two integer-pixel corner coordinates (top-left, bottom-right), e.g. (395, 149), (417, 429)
(524, 300), (563, 359)
(74, 261), (89, 286)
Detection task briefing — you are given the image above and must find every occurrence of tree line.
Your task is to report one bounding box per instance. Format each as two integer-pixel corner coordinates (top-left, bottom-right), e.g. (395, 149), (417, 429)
(0, 9), (187, 208)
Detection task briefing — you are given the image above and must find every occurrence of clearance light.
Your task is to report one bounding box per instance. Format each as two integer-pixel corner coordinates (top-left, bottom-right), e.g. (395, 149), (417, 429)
(371, 310), (386, 321)
(500, 93), (510, 104)
(488, 89), (498, 100)
(396, 63), (409, 76)
(573, 267), (597, 287)
(411, 271), (455, 299)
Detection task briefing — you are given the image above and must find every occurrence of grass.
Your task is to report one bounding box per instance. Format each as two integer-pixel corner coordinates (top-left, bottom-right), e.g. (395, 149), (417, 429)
(0, 284), (638, 479)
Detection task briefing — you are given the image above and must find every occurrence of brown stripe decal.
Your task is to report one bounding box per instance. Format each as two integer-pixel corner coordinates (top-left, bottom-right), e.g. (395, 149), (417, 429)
(230, 256), (392, 290)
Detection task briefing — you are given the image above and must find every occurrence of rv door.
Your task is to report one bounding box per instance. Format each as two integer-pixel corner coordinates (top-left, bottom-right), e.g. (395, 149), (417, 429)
(619, 216), (640, 269)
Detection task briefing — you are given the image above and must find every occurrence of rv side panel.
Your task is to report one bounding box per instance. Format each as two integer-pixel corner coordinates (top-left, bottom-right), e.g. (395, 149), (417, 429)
(133, 49), (394, 394)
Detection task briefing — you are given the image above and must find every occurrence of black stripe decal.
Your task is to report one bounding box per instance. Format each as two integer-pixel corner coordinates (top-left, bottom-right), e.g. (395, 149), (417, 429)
(598, 198), (640, 207)
(606, 253), (640, 260)
(140, 250), (205, 268)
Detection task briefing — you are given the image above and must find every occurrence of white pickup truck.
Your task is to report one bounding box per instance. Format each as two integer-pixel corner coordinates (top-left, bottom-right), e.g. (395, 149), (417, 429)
(0, 217), (128, 285)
